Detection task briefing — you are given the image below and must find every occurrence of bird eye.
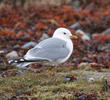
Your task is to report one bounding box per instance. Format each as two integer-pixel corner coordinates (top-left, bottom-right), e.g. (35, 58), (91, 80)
(64, 32), (66, 35)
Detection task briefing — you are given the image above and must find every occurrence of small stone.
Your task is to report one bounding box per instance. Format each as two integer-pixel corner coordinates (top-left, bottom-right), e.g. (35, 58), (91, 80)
(64, 76), (77, 82)
(0, 49), (8, 54)
(88, 77), (95, 83)
(8, 59), (14, 64)
(6, 51), (18, 58)
(69, 22), (81, 29)
(14, 44), (20, 48)
(0, 97), (3, 100)
(72, 0), (81, 10)
(82, 57), (92, 63)
(20, 58), (24, 61)
(102, 28), (110, 34)
(92, 33), (98, 38)
(21, 41), (37, 49)
(75, 29), (90, 40)
(64, 77), (71, 81)
(39, 33), (49, 41)
(78, 62), (92, 70)
(0, 50), (5, 54)
(78, 62), (91, 67)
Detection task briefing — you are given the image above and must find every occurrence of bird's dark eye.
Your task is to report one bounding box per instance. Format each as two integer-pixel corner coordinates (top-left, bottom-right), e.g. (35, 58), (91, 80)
(64, 32), (66, 35)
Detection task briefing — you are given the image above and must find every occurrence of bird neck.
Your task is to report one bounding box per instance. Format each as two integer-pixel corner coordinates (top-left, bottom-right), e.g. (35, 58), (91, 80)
(52, 35), (70, 42)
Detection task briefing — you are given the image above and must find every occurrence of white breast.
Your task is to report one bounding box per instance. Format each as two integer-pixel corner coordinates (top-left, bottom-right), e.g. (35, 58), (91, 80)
(58, 39), (73, 63)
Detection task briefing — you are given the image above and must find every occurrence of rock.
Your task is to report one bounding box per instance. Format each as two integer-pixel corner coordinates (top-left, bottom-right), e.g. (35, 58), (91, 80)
(88, 77), (95, 83)
(21, 41), (37, 49)
(102, 28), (110, 34)
(6, 51), (18, 58)
(92, 33), (98, 37)
(78, 62), (91, 67)
(75, 29), (90, 40)
(64, 77), (71, 81)
(13, 44), (20, 48)
(72, 0), (81, 10)
(39, 33), (49, 41)
(69, 22), (81, 29)
(64, 76), (77, 82)
(0, 49), (8, 54)
(0, 97), (3, 100)
(82, 70), (110, 82)
(0, 50), (5, 54)
(78, 62), (92, 70)
(82, 57), (93, 63)
(17, 70), (29, 75)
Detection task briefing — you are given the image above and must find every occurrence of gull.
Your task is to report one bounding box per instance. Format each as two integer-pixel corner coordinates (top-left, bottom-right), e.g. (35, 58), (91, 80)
(9, 28), (77, 74)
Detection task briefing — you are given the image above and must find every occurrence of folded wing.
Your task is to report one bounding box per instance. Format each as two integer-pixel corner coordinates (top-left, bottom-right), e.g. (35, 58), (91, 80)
(24, 38), (70, 62)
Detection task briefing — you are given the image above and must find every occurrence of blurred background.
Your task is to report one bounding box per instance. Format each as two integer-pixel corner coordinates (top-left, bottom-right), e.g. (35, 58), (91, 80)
(0, 0), (110, 100)
(0, 0), (99, 8)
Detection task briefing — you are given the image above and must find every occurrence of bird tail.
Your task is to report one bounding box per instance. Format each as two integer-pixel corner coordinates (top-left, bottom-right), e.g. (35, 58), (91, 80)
(8, 58), (34, 69)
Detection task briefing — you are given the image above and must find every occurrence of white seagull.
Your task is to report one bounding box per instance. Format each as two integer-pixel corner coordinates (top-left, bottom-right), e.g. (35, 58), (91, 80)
(9, 28), (77, 70)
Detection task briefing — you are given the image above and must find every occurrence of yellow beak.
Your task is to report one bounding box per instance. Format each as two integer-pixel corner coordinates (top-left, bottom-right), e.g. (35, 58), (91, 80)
(70, 35), (78, 39)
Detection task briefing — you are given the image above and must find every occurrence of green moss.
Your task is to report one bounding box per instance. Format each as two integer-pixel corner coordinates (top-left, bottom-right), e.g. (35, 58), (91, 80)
(0, 67), (110, 100)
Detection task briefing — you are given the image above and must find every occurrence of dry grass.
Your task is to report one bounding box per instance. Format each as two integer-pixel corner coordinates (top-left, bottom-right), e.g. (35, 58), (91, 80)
(0, 66), (110, 100)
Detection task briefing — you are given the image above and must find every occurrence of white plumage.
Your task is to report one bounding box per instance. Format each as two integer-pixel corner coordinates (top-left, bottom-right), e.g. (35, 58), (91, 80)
(9, 28), (75, 69)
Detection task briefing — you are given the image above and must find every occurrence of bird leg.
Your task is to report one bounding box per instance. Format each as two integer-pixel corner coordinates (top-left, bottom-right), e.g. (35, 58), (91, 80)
(54, 66), (57, 80)
(48, 66), (51, 78)
(48, 66), (50, 73)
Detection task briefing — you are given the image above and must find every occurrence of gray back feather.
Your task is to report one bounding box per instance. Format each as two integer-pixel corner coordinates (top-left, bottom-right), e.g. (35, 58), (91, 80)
(25, 38), (70, 62)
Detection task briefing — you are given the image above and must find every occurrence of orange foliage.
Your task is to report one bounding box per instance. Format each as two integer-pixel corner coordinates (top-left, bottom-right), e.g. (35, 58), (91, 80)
(93, 34), (110, 40)
(0, 29), (14, 35)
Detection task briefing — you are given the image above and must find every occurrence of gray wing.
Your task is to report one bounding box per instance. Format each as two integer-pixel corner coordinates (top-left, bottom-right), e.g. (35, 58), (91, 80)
(24, 38), (70, 62)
